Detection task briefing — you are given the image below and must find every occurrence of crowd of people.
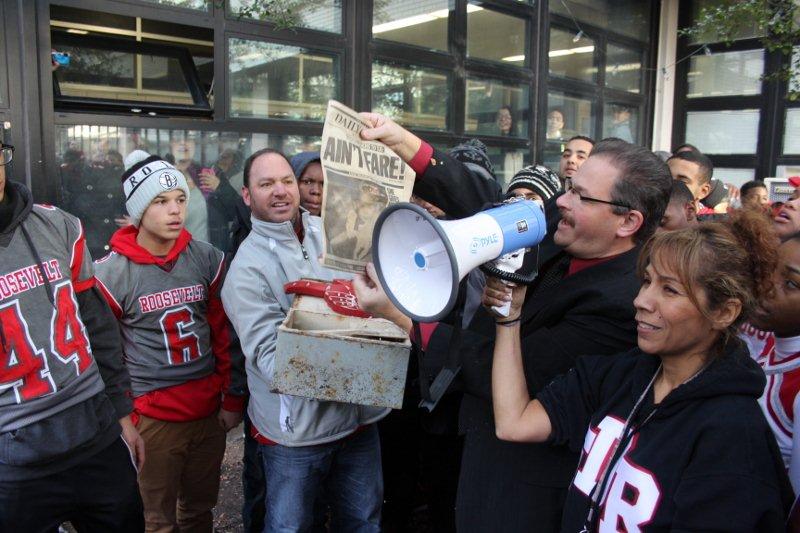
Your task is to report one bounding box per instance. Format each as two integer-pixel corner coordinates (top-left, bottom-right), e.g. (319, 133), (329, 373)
(0, 104), (800, 533)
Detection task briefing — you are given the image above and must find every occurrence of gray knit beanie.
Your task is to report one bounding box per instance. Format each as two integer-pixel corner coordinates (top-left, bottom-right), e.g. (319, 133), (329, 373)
(120, 154), (190, 226)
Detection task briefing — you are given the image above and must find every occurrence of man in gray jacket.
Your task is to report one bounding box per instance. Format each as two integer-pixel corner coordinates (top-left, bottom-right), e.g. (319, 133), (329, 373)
(221, 148), (387, 532)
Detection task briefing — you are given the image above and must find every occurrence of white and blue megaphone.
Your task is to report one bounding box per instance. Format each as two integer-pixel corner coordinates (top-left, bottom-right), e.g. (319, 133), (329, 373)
(372, 199), (547, 322)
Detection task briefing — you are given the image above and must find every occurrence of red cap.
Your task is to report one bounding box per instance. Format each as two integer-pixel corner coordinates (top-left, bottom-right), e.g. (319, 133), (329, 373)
(789, 176), (800, 188)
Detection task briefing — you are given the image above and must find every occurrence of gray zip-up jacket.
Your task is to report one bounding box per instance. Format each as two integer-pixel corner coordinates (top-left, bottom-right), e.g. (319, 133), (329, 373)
(221, 209), (388, 446)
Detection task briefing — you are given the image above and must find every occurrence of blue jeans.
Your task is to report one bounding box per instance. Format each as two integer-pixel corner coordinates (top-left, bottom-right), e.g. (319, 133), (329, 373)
(260, 424), (383, 533)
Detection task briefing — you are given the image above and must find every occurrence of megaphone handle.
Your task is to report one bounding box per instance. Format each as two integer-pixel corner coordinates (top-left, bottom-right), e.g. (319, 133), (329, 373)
(491, 281), (512, 317)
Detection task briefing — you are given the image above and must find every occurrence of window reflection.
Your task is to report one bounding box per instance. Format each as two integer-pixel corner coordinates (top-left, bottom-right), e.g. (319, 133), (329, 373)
(689, 0), (762, 44)
(465, 78), (529, 138)
(55, 125), (320, 257)
(549, 28), (596, 83)
(545, 91), (595, 141)
(688, 50), (763, 98)
(544, 92), (595, 169)
(372, 0), (452, 51)
(784, 108), (800, 155)
(484, 146), (528, 190)
(605, 44), (641, 94)
(603, 103), (638, 144)
(550, 0), (651, 41)
(54, 44), (194, 105)
(467, 4), (527, 65)
(228, 0), (342, 34)
(685, 109), (760, 154)
(372, 62), (449, 130)
(229, 38), (338, 121)
(141, 0), (207, 10)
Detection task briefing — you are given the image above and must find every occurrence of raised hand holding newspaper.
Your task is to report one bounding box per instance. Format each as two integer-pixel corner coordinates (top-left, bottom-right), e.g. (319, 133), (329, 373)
(320, 100), (415, 273)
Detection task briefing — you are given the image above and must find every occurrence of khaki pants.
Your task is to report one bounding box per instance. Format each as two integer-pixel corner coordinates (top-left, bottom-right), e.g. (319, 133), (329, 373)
(137, 414), (226, 533)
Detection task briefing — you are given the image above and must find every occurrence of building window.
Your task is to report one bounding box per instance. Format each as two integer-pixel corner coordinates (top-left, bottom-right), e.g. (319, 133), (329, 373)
(544, 1), (654, 168)
(466, 4), (527, 65)
(673, 1), (799, 180)
(228, 0), (343, 34)
(370, 0), (539, 190)
(785, 108), (800, 155)
(49, 6), (213, 117)
(372, 62), (450, 131)
(685, 109), (760, 155)
(141, 0), (208, 10)
(465, 77), (529, 138)
(686, 49), (763, 98)
(550, 0), (652, 41)
(605, 43), (642, 94)
(548, 28), (596, 84)
(372, 0), (452, 52)
(55, 123), (320, 257)
(228, 38), (339, 121)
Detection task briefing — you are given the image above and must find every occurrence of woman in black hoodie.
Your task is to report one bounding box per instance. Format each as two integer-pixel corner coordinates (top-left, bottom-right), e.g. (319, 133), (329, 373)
(488, 210), (793, 532)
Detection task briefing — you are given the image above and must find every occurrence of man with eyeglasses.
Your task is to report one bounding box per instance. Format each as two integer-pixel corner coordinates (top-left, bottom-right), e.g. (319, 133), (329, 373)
(354, 115), (673, 532)
(0, 142), (145, 530)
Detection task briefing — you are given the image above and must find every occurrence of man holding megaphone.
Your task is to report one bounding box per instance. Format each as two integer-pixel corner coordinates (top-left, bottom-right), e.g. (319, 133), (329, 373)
(356, 114), (673, 533)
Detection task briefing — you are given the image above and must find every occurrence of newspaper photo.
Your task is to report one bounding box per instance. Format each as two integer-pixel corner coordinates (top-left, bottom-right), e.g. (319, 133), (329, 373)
(320, 100), (415, 273)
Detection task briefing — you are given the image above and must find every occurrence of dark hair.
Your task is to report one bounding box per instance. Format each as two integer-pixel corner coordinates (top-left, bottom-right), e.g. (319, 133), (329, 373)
(497, 105), (516, 136)
(672, 143), (700, 155)
(741, 180), (767, 198)
(668, 151), (714, 185)
(590, 138), (672, 244)
(243, 148), (293, 188)
(669, 180), (694, 205)
(637, 209), (779, 357)
(566, 135), (595, 146)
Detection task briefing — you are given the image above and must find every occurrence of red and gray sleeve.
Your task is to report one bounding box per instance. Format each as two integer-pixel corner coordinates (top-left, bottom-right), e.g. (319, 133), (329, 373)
(208, 252), (246, 411)
(61, 215), (133, 419)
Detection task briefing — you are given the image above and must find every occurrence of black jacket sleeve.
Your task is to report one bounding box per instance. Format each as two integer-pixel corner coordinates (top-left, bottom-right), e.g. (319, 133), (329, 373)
(536, 354), (622, 452)
(412, 148), (503, 219)
(77, 285), (133, 419)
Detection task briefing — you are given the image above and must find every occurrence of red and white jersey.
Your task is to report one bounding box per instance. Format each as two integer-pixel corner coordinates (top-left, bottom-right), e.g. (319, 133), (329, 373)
(739, 322), (775, 359)
(747, 332), (800, 467)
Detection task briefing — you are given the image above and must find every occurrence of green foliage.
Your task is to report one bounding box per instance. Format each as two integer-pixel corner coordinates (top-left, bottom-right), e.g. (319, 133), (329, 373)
(679, 0), (800, 100)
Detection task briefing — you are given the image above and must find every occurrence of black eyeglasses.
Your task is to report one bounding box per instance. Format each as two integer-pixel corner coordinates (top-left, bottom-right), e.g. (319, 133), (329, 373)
(563, 178), (631, 210)
(0, 144), (13, 167)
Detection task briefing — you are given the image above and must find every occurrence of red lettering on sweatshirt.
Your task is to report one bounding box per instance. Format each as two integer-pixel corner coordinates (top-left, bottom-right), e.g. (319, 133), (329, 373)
(138, 284), (206, 314)
(0, 260), (64, 301)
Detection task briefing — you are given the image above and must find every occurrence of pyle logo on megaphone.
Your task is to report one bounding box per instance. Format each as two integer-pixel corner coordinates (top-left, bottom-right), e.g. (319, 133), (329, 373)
(372, 200), (547, 322)
(470, 233), (499, 254)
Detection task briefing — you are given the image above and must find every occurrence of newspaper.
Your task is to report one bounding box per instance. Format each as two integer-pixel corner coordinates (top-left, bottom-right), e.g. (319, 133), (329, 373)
(320, 100), (415, 273)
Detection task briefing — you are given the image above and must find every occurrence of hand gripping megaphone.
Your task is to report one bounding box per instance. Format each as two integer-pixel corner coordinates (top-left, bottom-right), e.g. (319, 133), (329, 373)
(372, 199), (547, 323)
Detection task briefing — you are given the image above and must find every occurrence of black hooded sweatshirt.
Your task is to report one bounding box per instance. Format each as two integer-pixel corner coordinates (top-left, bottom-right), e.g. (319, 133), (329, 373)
(0, 180), (132, 481)
(538, 341), (793, 532)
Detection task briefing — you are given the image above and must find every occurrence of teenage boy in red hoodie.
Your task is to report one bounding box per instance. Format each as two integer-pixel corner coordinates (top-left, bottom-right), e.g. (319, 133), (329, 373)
(95, 154), (245, 532)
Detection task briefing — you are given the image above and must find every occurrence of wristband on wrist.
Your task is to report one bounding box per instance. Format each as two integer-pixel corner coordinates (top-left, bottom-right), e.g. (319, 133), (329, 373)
(496, 317), (521, 326)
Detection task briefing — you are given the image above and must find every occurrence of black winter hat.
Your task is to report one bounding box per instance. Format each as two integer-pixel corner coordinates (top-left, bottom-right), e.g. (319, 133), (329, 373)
(448, 139), (494, 178)
(506, 165), (562, 201)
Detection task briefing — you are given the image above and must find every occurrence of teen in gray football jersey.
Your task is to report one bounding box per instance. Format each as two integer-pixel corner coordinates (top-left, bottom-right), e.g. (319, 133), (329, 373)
(0, 142), (144, 531)
(95, 154), (245, 532)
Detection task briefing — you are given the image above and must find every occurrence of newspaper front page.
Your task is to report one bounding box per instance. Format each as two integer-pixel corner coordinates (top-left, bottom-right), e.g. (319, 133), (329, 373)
(320, 100), (415, 273)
